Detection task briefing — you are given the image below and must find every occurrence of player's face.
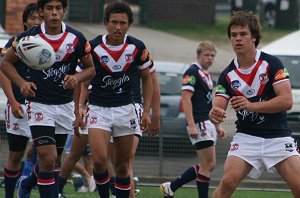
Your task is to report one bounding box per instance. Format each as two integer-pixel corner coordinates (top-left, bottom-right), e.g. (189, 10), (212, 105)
(105, 13), (130, 45)
(24, 11), (42, 30)
(230, 25), (256, 56)
(197, 50), (216, 70)
(39, 0), (66, 34)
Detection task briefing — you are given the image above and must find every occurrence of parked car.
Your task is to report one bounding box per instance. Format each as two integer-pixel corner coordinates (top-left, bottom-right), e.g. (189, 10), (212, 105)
(261, 30), (300, 145)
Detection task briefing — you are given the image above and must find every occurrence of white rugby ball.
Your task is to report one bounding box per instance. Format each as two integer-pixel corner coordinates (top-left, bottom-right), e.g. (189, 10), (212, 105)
(15, 36), (55, 70)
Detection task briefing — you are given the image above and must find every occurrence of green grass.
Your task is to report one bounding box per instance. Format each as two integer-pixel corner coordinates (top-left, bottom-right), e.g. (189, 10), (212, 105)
(0, 183), (293, 198)
(145, 15), (295, 44)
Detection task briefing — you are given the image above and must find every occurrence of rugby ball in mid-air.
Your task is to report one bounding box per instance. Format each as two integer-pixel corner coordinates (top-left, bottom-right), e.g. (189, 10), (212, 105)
(15, 36), (55, 70)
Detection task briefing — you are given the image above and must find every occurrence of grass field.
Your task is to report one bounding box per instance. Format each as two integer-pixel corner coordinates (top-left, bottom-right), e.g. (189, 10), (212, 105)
(0, 183), (293, 198)
(146, 15), (295, 44)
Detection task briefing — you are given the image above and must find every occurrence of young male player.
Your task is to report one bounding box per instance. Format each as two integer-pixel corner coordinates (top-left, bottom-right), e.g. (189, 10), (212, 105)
(0, 0), (95, 197)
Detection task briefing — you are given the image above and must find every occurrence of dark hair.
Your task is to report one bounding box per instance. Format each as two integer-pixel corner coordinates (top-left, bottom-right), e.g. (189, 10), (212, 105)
(22, 3), (39, 30)
(37, 0), (67, 9)
(104, 2), (133, 25)
(227, 11), (262, 47)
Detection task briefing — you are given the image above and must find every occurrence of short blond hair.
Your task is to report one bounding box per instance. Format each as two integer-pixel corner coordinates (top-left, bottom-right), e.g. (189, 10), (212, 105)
(196, 41), (217, 56)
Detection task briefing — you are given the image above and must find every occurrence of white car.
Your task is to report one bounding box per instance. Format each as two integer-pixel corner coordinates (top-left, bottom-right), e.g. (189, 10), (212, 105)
(261, 30), (300, 139)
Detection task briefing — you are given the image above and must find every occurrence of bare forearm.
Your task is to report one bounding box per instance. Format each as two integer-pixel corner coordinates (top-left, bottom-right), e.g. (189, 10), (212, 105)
(0, 71), (17, 104)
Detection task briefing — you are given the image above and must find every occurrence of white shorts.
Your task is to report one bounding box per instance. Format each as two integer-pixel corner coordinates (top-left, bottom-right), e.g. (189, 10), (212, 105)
(5, 103), (31, 138)
(87, 103), (140, 137)
(188, 120), (217, 145)
(26, 101), (75, 135)
(228, 133), (300, 179)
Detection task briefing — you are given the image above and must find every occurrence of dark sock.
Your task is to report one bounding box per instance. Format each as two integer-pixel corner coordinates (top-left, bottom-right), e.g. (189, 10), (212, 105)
(22, 162), (39, 191)
(53, 164), (60, 198)
(170, 164), (199, 192)
(37, 172), (55, 198)
(115, 176), (131, 198)
(4, 168), (21, 198)
(109, 176), (116, 196)
(58, 176), (67, 193)
(94, 169), (110, 198)
(196, 173), (210, 198)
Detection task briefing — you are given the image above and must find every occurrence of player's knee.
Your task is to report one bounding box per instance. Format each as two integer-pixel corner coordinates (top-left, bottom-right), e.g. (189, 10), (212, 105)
(39, 155), (57, 171)
(220, 175), (239, 190)
(8, 152), (24, 165)
(93, 159), (107, 172)
(114, 162), (129, 177)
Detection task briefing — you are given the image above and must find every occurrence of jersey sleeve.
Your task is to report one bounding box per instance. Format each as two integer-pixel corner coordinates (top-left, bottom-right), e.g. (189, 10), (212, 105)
(268, 56), (289, 86)
(76, 32), (91, 59)
(135, 40), (152, 70)
(1, 36), (14, 56)
(215, 71), (231, 100)
(181, 66), (197, 92)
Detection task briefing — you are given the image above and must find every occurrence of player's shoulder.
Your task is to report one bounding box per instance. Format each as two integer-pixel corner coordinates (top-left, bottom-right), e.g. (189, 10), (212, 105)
(89, 35), (103, 48)
(15, 26), (40, 41)
(126, 35), (146, 47)
(65, 24), (85, 38)
(260, 51), (282, 65)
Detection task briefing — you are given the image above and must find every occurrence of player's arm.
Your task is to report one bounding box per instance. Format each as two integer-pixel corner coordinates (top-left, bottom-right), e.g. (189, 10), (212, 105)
(230, 81), (292, 113)
(64, 55), (95, 89)
(73, 82), (83, 137)
(182, 90), (199, 138)
(0, 48), (36, 98)
(139, 67), (153, 132)
(0, 71), (24, 118)
(149, 71), (160, 136)
(209, 96), (228, 124)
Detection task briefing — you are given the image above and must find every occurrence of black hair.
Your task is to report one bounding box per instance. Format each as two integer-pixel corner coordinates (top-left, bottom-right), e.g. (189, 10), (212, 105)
(37, 0), (68, 9)
(104, 2), (134, 25)
(22, 3), (39, 30)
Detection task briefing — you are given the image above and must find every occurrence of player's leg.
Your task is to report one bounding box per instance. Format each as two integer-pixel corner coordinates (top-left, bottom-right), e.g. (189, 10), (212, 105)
(4, 134), (28, 198)
(58, 134), (87, 194)
(212, 156), (251, 198)
(81, 144), (96, 192)
(275, 155), (300, 197)
(107, 141), (116, 197)
(195, 143), (216, 198)
(113, 134), (134, 198)
(129, 135), (139, 198)
(88, 128), (111, 198)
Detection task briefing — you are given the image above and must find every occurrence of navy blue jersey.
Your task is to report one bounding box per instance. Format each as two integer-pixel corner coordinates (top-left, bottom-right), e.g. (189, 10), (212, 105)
(181, 63), (213, 122)
(89, 34), (152, 107)
(3, 37), (29, 104)
(215, 50), (291, 138)
(12, 22), (90, 104)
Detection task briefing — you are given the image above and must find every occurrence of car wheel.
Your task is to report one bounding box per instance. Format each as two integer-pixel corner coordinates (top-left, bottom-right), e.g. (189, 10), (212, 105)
(263, 4), (276, 27)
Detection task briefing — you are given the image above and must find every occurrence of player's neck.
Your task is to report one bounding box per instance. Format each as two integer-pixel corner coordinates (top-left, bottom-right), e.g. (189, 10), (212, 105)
(44, 24), (63, 35)
(106, 35), (123, 46)
(237, 49), (256, 69)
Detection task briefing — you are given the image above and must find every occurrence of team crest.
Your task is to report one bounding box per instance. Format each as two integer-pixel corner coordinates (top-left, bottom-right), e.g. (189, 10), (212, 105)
(13, 123), (19, 130)
(66, 43), (74, 53)
(231, 80), (240, 90)
(35, 113), (43, 121)
(285, 143), (294, 152)
(230, 143), (239, 151)
(101, 56), (109, 64)
(130, 119), (137, 129)
(90, 117), (97, 124)
(259, 73), (269, 84)
(125, 54), (133, 63)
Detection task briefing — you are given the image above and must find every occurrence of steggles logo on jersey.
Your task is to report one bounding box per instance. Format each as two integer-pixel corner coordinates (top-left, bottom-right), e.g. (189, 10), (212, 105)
(101, 55), (109, 64)
(259, 73), (269, 84)
(101, 74), (130, 90)
(125, 53), (133, 63)
(231, 80), (241, 90)
(66, 43), (74, 53)
(206, 92), (212, 104)
(35, 113), (43, 121)
(43, 63), (70, 82)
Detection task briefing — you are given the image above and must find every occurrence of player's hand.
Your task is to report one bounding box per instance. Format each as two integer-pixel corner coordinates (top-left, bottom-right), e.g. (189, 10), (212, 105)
(215, 124), (226, 140)
(20, 82), (37, 98)
(141, 112), (151, 134)
(148, 115), (160, 138)
(11, 101), (24, 118)
(209, 107), (226, 124)
(64, 75), (79, 89)
(187, 125), (198, 139)
(230, 96), (252, 112)
(74, 115), (83, 137)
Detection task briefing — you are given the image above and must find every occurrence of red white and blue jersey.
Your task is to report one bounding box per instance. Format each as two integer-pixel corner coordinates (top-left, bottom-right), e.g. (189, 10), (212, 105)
(181, 63), (213, 122)
(89, 34), (152, 107)
(12, 22), (90, 105)
(215, 50), (291, 138)
(3, 37), (29, 104)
